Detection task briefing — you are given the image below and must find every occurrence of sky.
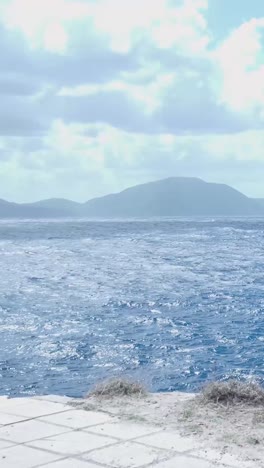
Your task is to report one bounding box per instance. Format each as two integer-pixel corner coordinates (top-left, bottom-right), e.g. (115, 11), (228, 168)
(0, 0), (264, 202)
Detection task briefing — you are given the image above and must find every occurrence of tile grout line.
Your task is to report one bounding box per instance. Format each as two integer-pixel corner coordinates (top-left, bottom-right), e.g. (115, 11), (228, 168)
(0, 408), (75, 427)
(83, 426), (164, 443)
(14, 425), (165, 461)
(0, 403), (237, 468)
(1, 423), (214, 465)
(134, 441), (240, 468)
(36, 454), (111, 468)
(82, 448), (177, 468)
(33, 451), (112, 468)
(33, 455), (73, 468)
(23, 432), (167, 462)
(0, 417), (128, 451)
(0, 426), (74, 450)
(24, 434), (124, 459)
(71, 438), (193, 466)
(32, 417), (121, 432)
(0, 427), (236, 468)
(76, 435), (237, 468)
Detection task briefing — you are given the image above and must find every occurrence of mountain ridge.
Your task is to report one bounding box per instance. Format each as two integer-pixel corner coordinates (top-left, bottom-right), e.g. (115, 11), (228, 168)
(255, 198), (264, 208)
(0, 178), (263, 218)
(83, 177), (262, 217)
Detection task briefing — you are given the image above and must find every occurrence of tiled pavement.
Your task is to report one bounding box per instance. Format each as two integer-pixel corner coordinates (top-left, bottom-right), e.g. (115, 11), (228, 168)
(0, 395), (255, 467)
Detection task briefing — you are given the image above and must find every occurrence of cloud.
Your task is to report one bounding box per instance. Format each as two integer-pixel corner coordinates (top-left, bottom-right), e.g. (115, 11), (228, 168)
(0, 19), (138, 136)
(215, 17), (264, 118)
(0, 0), (241, 137)
(50, 68), (248, 135)
(0, 0), (263, 201)
(1, 120), (264, 203)
(3, 0), (209, 54)
(51, 90), (152, 133)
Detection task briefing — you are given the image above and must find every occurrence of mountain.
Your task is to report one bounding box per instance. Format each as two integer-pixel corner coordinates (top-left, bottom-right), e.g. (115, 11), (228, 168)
(28, 198), (82, 216)
(255, 199), (264, 208)
(0, 178), (263, 218)
(83, 177), (262, 217)
(0, 199), (64, 218)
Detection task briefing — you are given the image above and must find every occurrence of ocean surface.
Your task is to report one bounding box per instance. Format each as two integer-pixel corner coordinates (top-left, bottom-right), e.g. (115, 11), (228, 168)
(1, 218), (264, 398)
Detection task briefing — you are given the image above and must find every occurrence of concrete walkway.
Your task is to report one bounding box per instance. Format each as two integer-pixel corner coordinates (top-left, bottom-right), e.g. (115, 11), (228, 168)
(0, 395), (246, 467)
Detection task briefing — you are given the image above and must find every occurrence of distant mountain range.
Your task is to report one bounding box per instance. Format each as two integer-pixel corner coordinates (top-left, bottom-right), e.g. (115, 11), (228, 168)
(255, 198), (264, 208)
(0, 178), (263, 218)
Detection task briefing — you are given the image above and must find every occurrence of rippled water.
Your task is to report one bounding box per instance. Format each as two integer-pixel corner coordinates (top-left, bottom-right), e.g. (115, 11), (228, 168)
(1, 218), (264, 397)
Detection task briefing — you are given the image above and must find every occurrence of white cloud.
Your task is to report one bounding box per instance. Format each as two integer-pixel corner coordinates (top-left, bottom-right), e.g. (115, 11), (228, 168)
(58, 71), (176, 115)
(203, 129), (264, 162)
(2, 0), (209, 55)
(91, 0), (209, 54)
(215, 18), (264, 116)
(43, 23), (68, 53)
(1, 0), (264, 202)
(0, 0), (213, 132)
(2, 0), (90, 52)
(1, 120), (264, 203)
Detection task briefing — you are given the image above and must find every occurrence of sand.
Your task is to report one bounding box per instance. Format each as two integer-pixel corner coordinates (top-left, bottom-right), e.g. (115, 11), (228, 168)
(72, 392), (264, 467)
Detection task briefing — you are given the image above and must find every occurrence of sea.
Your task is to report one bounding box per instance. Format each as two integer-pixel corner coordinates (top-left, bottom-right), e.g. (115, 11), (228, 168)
(0, 218), (264, 397)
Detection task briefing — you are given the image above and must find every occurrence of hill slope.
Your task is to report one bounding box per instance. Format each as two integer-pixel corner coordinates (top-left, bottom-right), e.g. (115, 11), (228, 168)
(28, 198), (82, 216)
(83, 178), (262, 217)
(255, 199), (264, 208)
(0, 178), (262, 218)
(0, 199), (65, 218)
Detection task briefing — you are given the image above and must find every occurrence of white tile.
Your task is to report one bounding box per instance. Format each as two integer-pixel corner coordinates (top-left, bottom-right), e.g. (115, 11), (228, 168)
(39, 409), (114, 429)
(156, 455), (226, 468)
(0, 397), (8, 405)
(1, 400), (72, 419)
(0, 444), (61, 468)
(32, 395), (73, 405)
(41, 459), (99, 467)
(29, 430), (117, 456)
(138, 430), (202, 452)
(0, 397), (30, 410)
(86, 441), (168, 467)
(0, 439), (14, 450)
(191, 448), (258, 468)
(88, 421), (161, 440)
(0, 412), (28, 425)
(0, 419), (68, 443)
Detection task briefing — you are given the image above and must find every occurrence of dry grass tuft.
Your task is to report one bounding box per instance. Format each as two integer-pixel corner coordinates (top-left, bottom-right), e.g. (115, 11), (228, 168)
(200, 380), (264, 406)
(87, 378), (147, 399)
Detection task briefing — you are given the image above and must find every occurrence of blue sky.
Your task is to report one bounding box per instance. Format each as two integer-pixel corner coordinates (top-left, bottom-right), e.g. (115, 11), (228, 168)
(207, 0), (264, 40)
(0, 0), (264, 202)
